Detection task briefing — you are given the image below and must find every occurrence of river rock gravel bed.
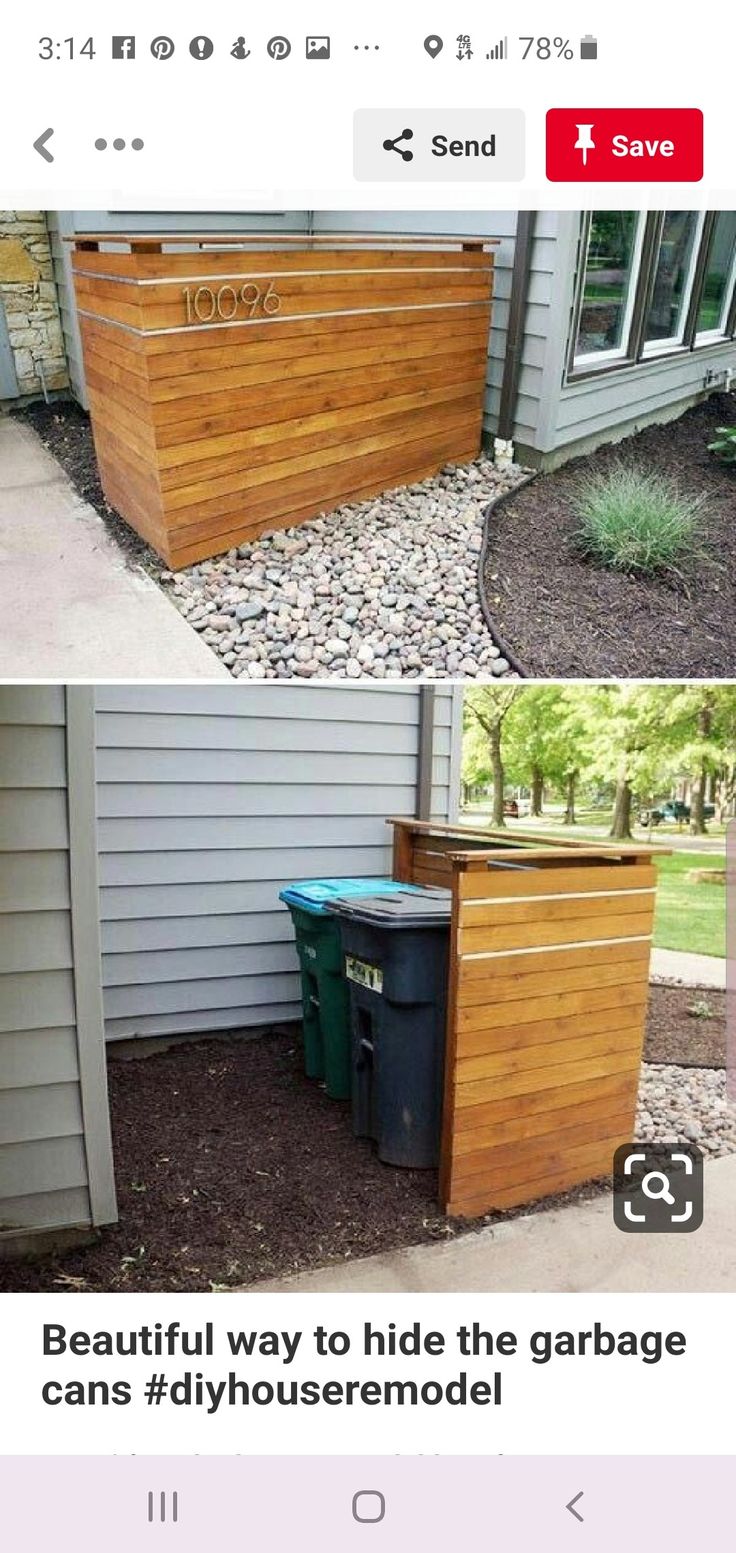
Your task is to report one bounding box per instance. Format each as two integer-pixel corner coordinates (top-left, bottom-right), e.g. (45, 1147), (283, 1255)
(161, 458), (530, 680)
(637, 1063), (736, 1157)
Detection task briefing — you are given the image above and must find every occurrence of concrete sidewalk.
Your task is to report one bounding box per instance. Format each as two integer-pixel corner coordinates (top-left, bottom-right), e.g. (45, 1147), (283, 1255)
(0, 417), (228, 679)
(250, 1155), (736, 1294)
(650, 947), (725, 988)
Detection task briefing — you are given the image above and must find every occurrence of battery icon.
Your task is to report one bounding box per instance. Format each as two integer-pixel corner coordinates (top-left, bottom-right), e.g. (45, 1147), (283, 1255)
(580, 34), (598, 58)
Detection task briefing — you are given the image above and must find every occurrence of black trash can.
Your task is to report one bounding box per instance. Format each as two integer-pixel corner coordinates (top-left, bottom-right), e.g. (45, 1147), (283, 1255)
(327, 887), (452, 1168)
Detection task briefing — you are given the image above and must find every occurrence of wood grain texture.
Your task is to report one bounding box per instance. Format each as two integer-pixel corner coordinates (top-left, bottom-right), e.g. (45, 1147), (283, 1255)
(389, 820), (658, 1221)
(71, 238), (494, 565)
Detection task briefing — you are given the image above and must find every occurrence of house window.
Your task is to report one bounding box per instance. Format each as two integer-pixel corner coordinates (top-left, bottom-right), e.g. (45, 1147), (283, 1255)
(695, 212), (736, 338)
(570, 210), (736, 377)
(642, 211), (703, 352)
(574, 212), (644, 363)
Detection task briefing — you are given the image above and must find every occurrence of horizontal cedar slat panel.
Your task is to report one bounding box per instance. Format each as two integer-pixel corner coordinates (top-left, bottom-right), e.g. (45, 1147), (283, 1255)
(147, 331), (489, 406)
(412, 868), (454, 888)
(449, 1128), (631, 1198)
(165, 406), (481, 516)
(79, 317), (149, 376)
(454, 1050), (642, 1110)
(455, 1024), (644, 1084)
(451, 1105), (636, 1187)
(447, 1140), (625, 1217)
(158, 385), (483, 491)
(76, 281), (492, 332)
(456, 1002), (649, 1059)
(457, 862), (656, 899)
(135, 267), (493, 306)
(453, 1079), (639, 1155)
(460, 888), (656, 929)
(150, 351), (488, 438)
(458, 909), (654, 955)
(457, 980), (649, 1035)
(453, 1070), (640, 1135)
(167, 420), (482, 540)
(87, 391), (158, 462)
(141, 305), (489, 373)
(73, 248), (494, 280)
(458, 952), (651, 1007)
(459, 937), (651, 987)
(169, 444), (482, 569)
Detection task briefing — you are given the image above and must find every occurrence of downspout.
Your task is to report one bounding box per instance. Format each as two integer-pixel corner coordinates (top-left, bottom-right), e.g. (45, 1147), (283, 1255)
(416, 686), (437, 822)
(495, 210), (537, 465)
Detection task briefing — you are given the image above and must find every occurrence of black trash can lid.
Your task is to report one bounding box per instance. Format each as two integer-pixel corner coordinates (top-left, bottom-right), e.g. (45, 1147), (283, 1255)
(327, 885), (451, 928)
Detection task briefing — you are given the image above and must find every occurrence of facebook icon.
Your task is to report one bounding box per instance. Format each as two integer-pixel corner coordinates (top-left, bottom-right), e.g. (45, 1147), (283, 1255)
(112, 36), (136, 59)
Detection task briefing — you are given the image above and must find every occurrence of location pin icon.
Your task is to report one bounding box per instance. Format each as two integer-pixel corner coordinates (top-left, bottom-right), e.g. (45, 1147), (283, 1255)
(424, 34), (443, 58)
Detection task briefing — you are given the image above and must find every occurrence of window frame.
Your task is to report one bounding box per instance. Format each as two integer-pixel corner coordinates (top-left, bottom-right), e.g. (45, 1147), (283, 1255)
(640, 209), (706, 358)
(693, 211), (736, 343)
(568, 210), (648, 372)
(567, 209), (736, 382)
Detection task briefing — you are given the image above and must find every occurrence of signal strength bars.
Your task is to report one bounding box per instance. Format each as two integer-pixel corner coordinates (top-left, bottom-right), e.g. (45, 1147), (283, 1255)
(486, 36), (508, 60)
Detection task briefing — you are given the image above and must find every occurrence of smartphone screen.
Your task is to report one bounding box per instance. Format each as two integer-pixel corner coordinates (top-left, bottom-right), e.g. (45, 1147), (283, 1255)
(1, 1), (734, 1540)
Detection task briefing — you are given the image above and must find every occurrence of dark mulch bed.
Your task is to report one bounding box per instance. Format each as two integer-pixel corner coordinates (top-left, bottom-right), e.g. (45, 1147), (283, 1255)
(645, 982), (725, 1067)
(12, 399), (161, 575)
(0, 984), (718, 1294)
(483, 393), (736, 677)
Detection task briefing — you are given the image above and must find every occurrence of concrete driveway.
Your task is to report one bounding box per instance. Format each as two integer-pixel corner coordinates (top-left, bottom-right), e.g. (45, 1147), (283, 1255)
(0, 416), (228, 679)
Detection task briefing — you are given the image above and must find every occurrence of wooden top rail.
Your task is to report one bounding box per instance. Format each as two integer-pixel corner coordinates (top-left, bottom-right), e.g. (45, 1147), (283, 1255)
(66, 232), (499, 250)
(387, 817), (667, 866)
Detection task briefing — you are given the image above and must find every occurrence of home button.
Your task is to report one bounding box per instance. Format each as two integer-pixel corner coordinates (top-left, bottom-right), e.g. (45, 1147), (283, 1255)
(352, 1490), (386, 1524)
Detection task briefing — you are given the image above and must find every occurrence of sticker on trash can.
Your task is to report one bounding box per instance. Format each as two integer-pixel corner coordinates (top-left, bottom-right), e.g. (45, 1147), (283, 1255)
(303, 944), (317, 960)
(345, 956), (383, 993)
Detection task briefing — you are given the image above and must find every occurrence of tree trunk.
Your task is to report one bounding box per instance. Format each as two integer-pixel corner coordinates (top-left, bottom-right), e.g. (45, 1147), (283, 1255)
(490, 721), (505, 828)
(531, 765), (544, 817)
(706, 769), (717, 805)
(609, 775), (633, 840)
(690, 700), (713, 836)
(690, 758), (708, 835)
(563, 771), (578, 825)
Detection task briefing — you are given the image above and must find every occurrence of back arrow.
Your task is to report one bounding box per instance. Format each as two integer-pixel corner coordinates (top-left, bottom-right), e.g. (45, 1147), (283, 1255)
(33, 128), (55, 163)
(566, 1492), (584, 1523)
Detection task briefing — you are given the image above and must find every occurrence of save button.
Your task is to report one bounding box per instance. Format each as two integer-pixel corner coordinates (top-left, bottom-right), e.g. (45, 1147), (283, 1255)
(546, 108), (703, 181)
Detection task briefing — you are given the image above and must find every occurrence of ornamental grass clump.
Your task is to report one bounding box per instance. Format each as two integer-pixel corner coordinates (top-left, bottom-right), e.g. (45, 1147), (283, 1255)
(571, 463), (706, 575)
(708, 426), (736, 464)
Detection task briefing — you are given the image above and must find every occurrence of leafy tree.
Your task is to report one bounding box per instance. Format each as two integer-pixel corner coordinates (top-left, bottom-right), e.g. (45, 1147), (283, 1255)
(465, 686), (520, 826)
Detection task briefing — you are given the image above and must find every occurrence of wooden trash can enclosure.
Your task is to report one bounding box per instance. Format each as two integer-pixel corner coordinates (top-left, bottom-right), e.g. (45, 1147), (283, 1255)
(390, 820), (661, 1218)
(68, 233), (496, 568)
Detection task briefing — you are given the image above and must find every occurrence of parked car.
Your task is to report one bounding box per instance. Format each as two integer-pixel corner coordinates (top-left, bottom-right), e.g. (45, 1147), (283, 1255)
(639, 800), (715, 826)
(503, 798), (520, 818)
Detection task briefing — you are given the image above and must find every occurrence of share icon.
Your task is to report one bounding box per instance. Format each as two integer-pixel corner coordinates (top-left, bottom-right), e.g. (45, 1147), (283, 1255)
(382, 127), (414, 161)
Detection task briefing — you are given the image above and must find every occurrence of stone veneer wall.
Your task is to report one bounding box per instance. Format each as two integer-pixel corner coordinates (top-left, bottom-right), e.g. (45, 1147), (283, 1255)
(0, 212), (69, 397)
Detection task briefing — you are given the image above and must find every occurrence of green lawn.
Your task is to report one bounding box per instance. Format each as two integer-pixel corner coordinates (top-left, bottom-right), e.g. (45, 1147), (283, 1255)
(653, 852), (726, 957)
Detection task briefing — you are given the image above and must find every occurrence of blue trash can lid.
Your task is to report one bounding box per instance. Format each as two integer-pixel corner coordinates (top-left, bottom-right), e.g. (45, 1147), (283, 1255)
(326, 884), (452, 928)
(279, 877), (425, 916)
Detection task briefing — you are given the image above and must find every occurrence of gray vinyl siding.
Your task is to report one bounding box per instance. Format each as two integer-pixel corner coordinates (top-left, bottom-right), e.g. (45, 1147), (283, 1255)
(0, 687), (90, 1236)
(0, 297), (19, 399)
(45, 213), (87, 405)
(94, 685), (459, 1041)
(551, 337), (736, 456)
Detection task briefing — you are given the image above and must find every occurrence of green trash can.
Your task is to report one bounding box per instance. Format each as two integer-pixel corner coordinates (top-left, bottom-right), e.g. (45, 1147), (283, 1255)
(279, 878), (424, 1100)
